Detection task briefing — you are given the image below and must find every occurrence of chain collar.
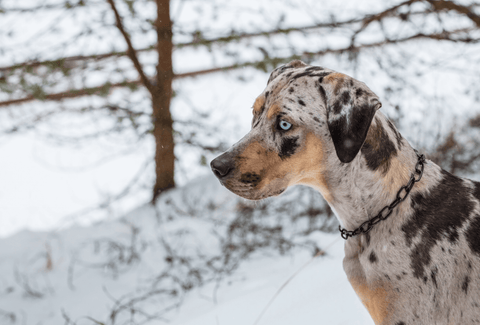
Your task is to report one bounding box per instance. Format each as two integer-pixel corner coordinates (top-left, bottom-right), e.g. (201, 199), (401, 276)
(339, 151), (426, 240)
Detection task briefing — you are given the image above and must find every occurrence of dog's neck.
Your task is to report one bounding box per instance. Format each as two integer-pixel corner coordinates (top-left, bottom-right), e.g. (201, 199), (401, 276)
(324, 112), (424, 232)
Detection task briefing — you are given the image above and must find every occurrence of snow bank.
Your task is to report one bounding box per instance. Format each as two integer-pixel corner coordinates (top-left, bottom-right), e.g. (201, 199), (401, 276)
(0, 175), (372, 325)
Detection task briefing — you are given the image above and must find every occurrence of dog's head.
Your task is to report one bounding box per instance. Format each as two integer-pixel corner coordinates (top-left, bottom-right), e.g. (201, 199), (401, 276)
(210, 60), (381, 201)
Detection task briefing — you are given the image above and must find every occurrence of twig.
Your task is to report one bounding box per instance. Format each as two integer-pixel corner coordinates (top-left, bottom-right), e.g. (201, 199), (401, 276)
(106, 0), (154, 94)
(426, 0), (480, 28)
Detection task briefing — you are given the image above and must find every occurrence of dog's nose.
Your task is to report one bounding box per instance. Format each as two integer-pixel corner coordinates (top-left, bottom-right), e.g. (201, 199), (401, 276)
(210, 155), (234, 179)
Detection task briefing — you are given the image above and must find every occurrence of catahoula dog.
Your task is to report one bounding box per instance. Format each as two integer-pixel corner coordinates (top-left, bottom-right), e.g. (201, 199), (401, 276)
(210, 60), (480, 324)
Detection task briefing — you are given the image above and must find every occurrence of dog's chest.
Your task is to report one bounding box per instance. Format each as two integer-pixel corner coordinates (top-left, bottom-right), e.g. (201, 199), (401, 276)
(343, 235), (402, 324)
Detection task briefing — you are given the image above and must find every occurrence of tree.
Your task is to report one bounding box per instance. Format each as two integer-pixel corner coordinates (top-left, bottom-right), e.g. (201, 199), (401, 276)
(1, 0), (480, 207)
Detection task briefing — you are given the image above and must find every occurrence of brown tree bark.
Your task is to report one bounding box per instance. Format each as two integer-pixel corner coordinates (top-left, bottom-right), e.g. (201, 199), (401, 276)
(152, 0), (175, 203)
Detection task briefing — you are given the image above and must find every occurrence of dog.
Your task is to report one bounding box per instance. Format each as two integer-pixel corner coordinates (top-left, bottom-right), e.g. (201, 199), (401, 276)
(210, 60), (480, 324)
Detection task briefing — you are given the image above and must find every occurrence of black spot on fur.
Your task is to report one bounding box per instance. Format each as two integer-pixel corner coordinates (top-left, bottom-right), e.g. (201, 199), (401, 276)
(331, 99), (344, 115)
(430, 266), (438, 288)
(355, 88), (365, 97)
(291, 71), (315, 80)
(259, 103), (265, 114)
(463, 276), (470, 294)
(369, 251), (377, 263)
(240, 172), (261, 187)
(298, 99), (306, 106)
(279, 137), (299, 159)
(292, 69), (330, 82)
(318, 85), (327, 101)
(474, 181), (480, 200)
(313, 117), (320, 123)
(365, 233), (371, 247)
(339, 91), (351, 105)
(305, 66), (324, 72)
(466, 213), (480, 256)
(396, 321), (406, 325)
(402, 170), (475, 279)
(267, 65), (295, 84)
(361, 119), (397, 174)
(288, 87), (294, 93)
(387, 119), (403, 149)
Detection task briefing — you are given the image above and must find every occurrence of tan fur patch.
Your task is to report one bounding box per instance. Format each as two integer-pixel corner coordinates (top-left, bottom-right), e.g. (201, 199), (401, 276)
(297, 173), (333, 203)
(324, 72), (347, 94)
(380, 156), (410, 194)
(365, 122), (382, 149)
(350, 278), (394, 325)
(266, 103), (281, 120)
(238, 133), (332, 201)
(253, 95), (265, 115)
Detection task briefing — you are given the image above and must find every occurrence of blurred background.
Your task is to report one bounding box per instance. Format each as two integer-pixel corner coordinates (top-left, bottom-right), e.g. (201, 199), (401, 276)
(1, 0), (480, 324)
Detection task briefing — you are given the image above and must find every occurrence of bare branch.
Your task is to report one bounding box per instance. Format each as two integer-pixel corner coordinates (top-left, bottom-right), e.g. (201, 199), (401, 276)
(351, 0), (418, 42)
(426, 0), (480, 28)
(106, 0), (154, 94)
(0, 5), (442, 74)
(0, 80), (140, 107)
(0, 48), (154, 74)
(0, 27), (477, 108)
(0, 0), (101, 13)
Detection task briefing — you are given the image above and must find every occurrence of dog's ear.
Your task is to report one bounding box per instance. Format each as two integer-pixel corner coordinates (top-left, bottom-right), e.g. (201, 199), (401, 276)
(323, 74), (382, 163)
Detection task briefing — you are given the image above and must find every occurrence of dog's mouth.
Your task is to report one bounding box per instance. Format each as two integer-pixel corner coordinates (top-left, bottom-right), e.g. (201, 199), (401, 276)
(210, 150), (289, 200)
(214, 170), (288, 200)
(220, 179), (286, 200)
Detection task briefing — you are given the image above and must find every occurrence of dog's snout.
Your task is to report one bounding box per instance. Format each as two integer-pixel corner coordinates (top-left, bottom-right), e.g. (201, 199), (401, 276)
(210, 155), (234, 179)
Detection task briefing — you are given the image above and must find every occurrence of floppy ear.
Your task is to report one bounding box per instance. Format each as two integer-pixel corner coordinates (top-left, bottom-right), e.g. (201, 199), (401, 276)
(324, 75), (382, 163)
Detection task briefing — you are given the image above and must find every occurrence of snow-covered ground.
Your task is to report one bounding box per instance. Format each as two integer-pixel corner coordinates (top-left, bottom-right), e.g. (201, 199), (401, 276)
(170, 237), (373, 325)
(0, 175), (373, 325)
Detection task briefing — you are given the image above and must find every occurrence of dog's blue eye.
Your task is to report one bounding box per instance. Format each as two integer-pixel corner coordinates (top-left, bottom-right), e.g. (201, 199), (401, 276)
(279, 120), (292, 131)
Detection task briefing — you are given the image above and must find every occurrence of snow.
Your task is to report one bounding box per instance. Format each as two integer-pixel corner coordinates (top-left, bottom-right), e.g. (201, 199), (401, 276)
(0, 174), (373, 325)
(170, 238), (373, 325)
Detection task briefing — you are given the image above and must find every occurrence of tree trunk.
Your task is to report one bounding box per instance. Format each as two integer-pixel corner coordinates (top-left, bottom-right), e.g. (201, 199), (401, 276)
(152, 0), (174, 203)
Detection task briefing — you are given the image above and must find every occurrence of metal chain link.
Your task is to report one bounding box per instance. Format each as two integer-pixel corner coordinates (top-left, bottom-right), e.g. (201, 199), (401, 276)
(339, 151), (426, 240)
